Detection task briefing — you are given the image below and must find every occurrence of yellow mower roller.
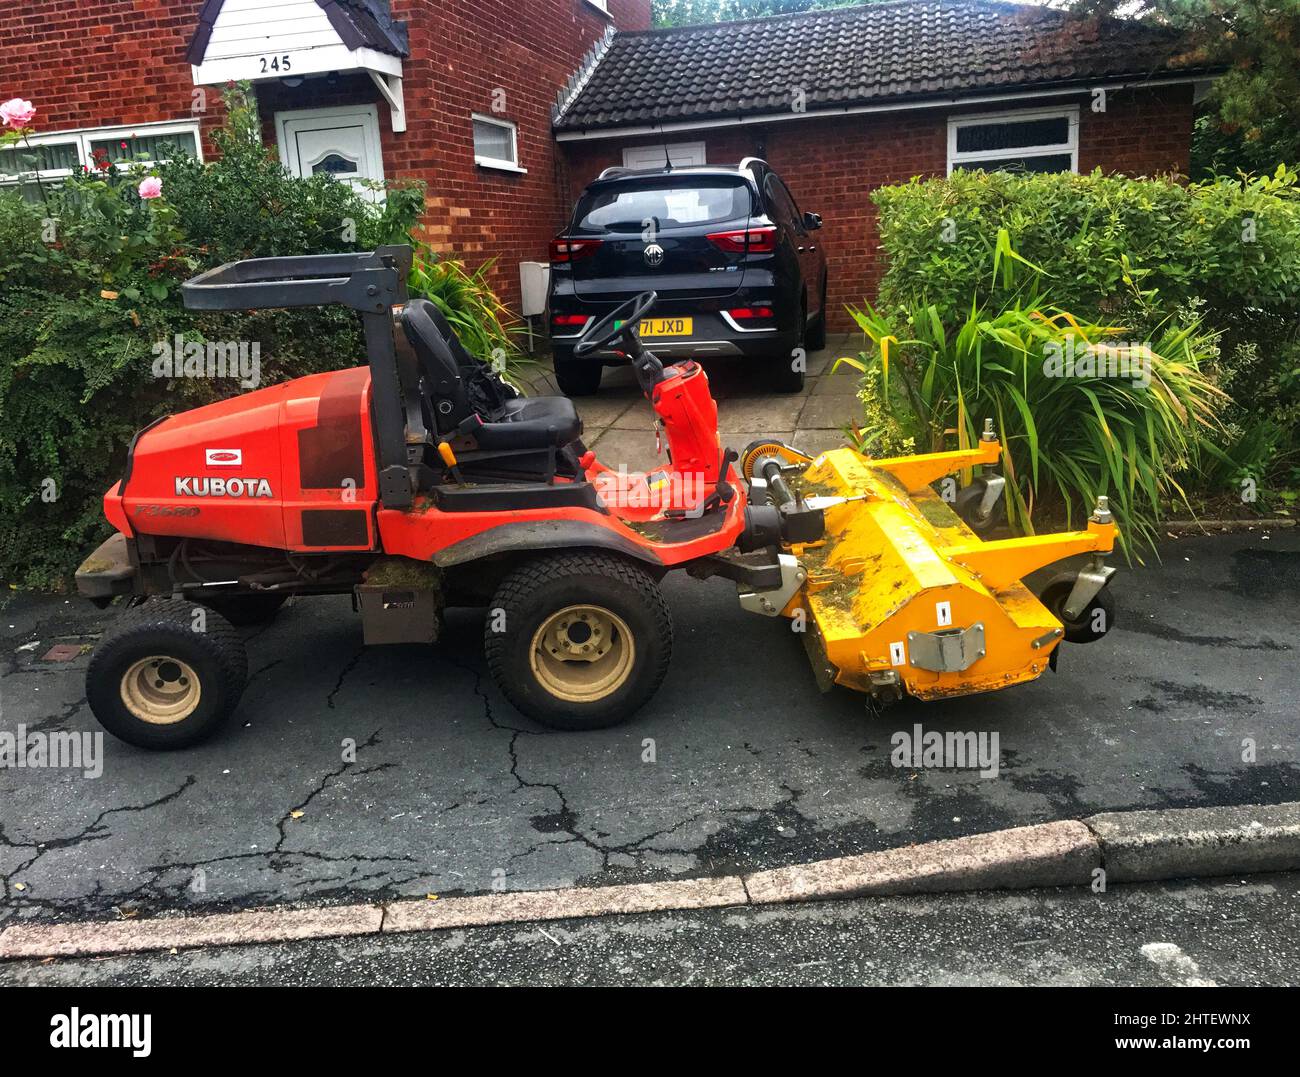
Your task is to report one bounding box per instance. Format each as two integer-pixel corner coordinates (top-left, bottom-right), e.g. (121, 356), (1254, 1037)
(735, 421), (1118, 705)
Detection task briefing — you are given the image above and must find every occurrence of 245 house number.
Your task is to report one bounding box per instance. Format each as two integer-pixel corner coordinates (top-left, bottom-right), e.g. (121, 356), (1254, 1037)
(259, 54), (293, 73)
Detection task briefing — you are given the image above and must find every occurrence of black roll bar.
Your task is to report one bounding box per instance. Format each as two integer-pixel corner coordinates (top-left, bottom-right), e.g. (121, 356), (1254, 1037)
(181, 246), (416, 510)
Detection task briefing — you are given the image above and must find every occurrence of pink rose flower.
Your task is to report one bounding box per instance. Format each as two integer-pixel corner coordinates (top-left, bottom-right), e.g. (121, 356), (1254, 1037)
(0, 98), (36, 128)
(138, 176), (163, 200)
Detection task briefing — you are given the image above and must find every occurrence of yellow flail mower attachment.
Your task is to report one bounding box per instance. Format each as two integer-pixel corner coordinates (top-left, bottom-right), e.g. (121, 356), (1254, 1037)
(733, 422), (1118, 705)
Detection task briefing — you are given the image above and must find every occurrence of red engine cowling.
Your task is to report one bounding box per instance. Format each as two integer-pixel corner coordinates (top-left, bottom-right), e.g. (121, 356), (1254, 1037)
(107, 366), (379, 552)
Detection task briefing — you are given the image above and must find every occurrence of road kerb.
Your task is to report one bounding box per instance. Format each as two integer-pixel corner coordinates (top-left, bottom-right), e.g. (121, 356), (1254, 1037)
(383, 876), (747, 935)
(5, 807), (1300, 961)
(743, 820), (1099, 904)
(1086, 802), (1300, 882)
(0, 902), (382, 960)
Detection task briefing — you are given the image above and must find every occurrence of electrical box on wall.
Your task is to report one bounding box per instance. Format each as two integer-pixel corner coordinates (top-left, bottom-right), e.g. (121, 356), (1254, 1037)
(519, 261), (550, 318)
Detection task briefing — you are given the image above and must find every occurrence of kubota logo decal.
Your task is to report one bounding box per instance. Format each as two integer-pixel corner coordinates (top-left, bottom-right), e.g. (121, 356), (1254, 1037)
(175, 477), (273, 498)
(205, 448), (242, 467)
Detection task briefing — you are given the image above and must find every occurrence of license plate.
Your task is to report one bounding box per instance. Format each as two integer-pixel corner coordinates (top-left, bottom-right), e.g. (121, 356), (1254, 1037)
(616, 317), (693, 338)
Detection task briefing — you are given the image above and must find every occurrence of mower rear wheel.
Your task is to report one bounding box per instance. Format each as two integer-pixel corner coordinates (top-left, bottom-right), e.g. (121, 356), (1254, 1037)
(86, 598), (248, 749)
(1039, 574), (1116, 644)
(485, 553), (672, 730)
(200, 592), (287, 626)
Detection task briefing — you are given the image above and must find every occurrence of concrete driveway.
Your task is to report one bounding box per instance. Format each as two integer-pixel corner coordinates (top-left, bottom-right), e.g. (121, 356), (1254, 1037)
(523, 334), (866, 464)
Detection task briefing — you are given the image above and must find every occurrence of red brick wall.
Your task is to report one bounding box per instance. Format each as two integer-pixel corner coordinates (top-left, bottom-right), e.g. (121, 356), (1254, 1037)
(558, 85), (1194, 331)
(0, 1), (227, 150)
(1078, 84), (1194, 176)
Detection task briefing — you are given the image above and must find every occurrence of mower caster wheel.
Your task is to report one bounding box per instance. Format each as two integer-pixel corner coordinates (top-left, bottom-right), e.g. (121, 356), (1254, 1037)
(199, 592), (288, 626)
(485, 553), (672, 730)
(954, 476), (1004, 536)
(1039, 574), (1116, 644)
(86, 598), (248, 749)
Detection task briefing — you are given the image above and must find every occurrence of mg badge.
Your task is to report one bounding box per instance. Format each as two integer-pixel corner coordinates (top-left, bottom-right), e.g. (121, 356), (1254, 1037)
(643, 243), (665, 267)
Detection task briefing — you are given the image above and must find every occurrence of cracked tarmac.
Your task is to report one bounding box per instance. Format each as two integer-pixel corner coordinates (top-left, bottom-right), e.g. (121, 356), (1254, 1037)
(1, 530), (1296, 927)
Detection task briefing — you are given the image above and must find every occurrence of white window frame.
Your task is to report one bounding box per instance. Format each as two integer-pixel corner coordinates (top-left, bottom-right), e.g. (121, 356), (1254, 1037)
(622, 140), (707, 170)
(583, 0), (612, 16)
(946, 105), (1078, 176)
(472, 113), (526, 174)
(0, 120), (204, 185)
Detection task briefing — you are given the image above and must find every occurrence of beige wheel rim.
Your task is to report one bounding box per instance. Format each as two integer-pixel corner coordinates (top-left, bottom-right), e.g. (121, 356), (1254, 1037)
(120, 655), (202, 725)
(529, 604), (635, 704)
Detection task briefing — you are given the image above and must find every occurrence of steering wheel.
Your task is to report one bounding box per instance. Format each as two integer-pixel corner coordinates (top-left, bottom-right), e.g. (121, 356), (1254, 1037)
(574, 291), (658, 358)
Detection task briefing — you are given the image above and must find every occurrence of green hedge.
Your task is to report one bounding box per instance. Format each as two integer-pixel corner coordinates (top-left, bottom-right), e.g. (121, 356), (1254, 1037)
(871, 168), (1300, 496)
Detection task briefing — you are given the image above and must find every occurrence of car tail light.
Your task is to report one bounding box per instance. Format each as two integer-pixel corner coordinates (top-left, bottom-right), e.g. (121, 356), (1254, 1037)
(707, 226), (777, 254)
(552, 314), (588, 327)
(726, 306), (775, 320)
(549, 237), (601, 263)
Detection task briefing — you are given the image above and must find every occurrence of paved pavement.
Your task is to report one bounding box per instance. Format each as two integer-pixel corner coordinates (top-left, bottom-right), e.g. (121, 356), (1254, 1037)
(2, 525), (1296, 926)
(4, 873), (1296, 985)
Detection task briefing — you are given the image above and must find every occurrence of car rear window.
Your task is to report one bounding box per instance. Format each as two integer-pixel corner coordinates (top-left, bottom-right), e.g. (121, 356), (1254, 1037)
(574, 179), (751, 234)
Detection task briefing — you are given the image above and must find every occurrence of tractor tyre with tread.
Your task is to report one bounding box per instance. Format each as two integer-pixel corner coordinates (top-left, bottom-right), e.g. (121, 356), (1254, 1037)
(485, 553), (672, 730)
(86, 598), (248, 749)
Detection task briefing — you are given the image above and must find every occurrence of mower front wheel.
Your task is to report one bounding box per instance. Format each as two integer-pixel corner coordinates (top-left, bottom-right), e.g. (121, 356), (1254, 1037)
(485, 553), (672, 730)
(86, 599), (248, 749)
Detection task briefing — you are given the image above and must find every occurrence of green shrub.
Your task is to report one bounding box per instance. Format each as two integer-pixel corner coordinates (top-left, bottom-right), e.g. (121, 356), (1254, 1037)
(870, 168), (1300, 501)
(839, 244), (1226, 555)
(158, 84), (424, 264)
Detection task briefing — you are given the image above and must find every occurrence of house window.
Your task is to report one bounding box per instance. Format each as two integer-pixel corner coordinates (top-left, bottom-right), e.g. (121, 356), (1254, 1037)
(947, 107), (1078, 175)
(472, 114), (525, 173)
(0, 122), (202, 199)
(583, 0), (611, 14)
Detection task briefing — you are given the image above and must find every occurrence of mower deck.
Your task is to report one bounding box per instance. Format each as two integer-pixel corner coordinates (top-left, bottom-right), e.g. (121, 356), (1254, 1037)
(788, 447), (1115, 700)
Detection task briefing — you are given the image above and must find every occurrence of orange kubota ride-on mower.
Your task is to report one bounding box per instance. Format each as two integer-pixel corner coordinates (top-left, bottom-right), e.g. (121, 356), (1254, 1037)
(76, 247), (1119, 749)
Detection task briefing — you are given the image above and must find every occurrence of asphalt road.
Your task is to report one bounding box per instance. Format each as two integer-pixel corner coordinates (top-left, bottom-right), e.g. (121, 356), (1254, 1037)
(1, 529), (1297, 926)
(3, 873), (1296, 986)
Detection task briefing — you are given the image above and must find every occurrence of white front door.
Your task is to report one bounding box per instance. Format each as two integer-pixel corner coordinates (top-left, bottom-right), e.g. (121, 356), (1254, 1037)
(275, 104), (384, 198)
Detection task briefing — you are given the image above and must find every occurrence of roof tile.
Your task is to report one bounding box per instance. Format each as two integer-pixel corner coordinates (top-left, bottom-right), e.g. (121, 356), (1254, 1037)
(555, 0), (1210, 131)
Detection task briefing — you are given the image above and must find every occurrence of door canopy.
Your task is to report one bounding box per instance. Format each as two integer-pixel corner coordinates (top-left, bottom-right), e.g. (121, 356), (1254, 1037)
(188, 0), (409, 130)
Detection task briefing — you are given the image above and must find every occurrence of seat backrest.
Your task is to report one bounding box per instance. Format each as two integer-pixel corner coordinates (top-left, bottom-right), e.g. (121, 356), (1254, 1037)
(421, 301), (515, 414)
(422, 302), (478, 371)
(402, 298), (471, 432)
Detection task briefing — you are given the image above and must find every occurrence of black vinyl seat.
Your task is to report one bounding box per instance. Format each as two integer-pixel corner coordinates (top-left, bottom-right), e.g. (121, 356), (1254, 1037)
(401, 299), (581, 450)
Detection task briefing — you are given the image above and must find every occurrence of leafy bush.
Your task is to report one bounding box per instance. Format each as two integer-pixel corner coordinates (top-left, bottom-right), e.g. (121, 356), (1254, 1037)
(158, 84), (425, 264)
(870, 168), (1300, 502)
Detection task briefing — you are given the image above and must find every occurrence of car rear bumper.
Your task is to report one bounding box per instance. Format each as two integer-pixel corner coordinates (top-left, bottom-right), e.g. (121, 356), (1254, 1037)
(551, 312), (797, 365)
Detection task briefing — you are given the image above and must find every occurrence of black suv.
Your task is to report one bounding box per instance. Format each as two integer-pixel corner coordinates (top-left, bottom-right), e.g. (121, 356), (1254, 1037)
(547, 158), (827, 395)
